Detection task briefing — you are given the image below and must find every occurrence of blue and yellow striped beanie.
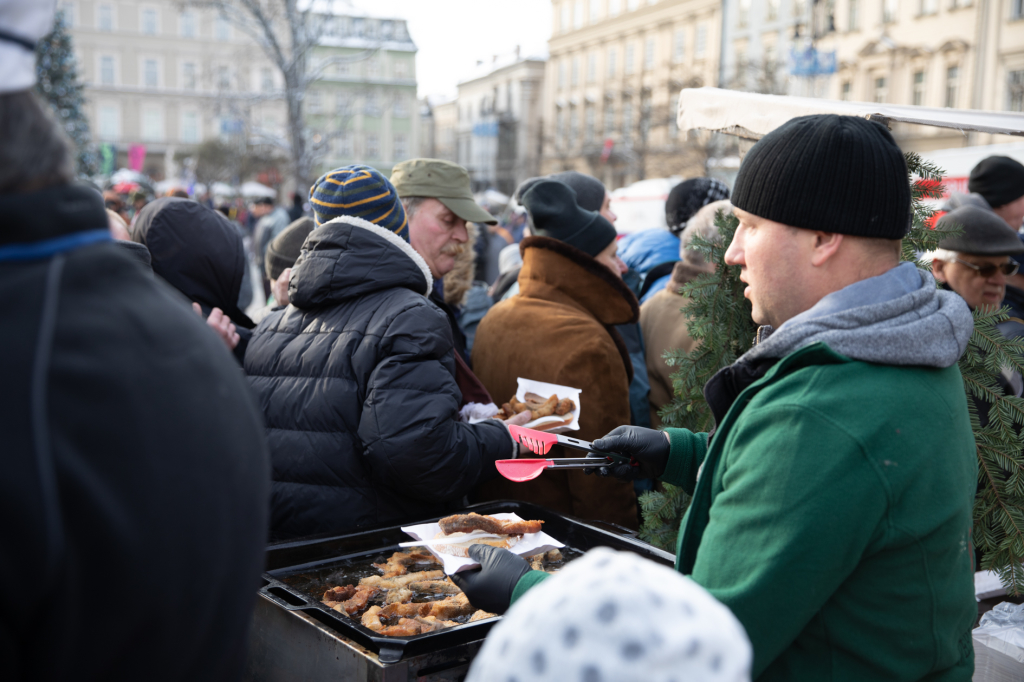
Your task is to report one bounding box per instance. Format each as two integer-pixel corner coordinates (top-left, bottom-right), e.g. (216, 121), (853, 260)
(309, 165), (408, 240)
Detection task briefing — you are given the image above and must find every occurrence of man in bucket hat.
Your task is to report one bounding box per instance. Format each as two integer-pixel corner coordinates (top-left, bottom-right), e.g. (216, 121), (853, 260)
(391, 158), (499, 405)
(455, 115), (978, 681)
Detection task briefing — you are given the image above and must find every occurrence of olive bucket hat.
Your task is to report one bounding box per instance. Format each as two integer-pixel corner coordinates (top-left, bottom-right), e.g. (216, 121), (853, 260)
(390, 158), (497, 225)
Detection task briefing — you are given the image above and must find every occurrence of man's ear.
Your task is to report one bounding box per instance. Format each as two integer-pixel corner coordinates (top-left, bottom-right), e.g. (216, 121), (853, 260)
(931, 259), (948, 283)
(810, 231), (844, 267)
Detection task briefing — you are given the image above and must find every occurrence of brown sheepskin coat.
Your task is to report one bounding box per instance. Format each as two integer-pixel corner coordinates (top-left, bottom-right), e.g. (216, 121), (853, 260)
(471, 236), (640, 529)
(639, 261), (707, 428)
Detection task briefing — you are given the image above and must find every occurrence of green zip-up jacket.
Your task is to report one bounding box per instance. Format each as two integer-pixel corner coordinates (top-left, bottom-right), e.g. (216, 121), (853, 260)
(512, 342), (977, 680)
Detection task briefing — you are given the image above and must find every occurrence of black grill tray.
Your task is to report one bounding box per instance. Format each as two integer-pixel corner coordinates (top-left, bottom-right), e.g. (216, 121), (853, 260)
(258, 500), (674, 663)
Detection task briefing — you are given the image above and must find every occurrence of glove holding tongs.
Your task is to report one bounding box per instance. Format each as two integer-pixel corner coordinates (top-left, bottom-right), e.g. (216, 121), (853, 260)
(497, 425), (669, 482)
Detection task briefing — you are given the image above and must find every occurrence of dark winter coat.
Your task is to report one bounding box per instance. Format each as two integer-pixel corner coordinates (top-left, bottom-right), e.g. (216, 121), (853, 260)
(132, 197), (255, 361)
(0, 183), (270, 682)
(244, 215), (513, 540)
(471, 236), (640, 529)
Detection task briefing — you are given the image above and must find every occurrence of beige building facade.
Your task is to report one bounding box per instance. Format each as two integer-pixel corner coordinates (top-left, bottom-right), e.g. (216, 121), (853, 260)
(544, 0), (723, 189)
(816, 0), (1024, 151)
(63, 0), (286, 180)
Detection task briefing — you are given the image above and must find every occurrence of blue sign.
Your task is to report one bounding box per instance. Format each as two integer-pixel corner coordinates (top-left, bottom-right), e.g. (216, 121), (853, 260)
(472, 121), (499, 137)
(790, 47), (836, 76)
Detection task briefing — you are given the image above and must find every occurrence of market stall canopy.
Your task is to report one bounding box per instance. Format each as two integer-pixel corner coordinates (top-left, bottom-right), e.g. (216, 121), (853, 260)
(240, 181), (276, 198)
(211, 182), (236, 197)
(677, 87), (1024, 140)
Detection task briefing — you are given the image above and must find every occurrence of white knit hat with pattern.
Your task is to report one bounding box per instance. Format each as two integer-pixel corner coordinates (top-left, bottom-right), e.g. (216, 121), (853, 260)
(466, 547), (752, 682)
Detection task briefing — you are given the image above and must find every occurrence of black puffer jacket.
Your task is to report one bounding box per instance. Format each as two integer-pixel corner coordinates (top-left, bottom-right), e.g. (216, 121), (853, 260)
(245, 216), (512, 539)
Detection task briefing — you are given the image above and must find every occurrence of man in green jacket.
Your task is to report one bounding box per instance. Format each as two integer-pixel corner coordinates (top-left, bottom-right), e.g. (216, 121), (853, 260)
(453, 114), (978, 681)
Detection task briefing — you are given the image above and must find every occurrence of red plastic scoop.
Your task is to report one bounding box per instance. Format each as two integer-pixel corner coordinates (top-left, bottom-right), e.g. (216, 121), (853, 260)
(495, 457), (614, 482)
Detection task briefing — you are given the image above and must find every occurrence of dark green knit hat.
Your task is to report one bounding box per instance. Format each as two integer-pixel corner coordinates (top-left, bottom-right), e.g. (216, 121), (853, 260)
(266, 216), (314, 280)
(732, 114), (910, 239)
(521, 180), (617, 258)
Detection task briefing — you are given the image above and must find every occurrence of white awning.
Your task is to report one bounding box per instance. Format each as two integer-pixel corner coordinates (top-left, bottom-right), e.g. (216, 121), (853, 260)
(677, 87), (1024, 140)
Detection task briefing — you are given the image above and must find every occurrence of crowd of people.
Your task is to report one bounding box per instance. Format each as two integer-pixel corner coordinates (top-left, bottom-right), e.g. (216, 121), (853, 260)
(8, 3), (1024, 681)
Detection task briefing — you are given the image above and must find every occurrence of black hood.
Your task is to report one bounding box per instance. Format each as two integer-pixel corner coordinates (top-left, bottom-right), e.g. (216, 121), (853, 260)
(289, 216), (432, 310)
(0, 182), (108, 247)
(132, 197), (254, 328)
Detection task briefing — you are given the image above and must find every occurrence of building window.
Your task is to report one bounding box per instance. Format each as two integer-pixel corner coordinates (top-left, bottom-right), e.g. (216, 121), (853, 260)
(336, 93), (350, 115)
(215, 16), (230, 40)
(793, 0), (808, 16)
(574, 0), (584, 29)
(556, 106), (565, 148)
(366, 133), (379, 158)
(100, 55), (114, 85)
(589, 0), (601, 23)
(603, 100), (615, 135)
(558, 59), (566, 89)
(669, 94), (680, 138)
(394, 60), (408, 79)
(181, 111), (199, 143)
(767, 0), (780, 20)
(841, 80), (852, 100)
(673, 29), (686, 62)
(945, 65), (959, 107)
(97, 4), (114, 31)
(625, 43), (635, 74)
(261, 68), (273, 92)
(912, 70), (925, 105)
(874, 76), (887, 103)
(180, 10), (195, 38)
(738, 0), (751, 27)
(393, 97), (409, 118)
(883, 0), (898, 23)
(98, 104), (119, 139)
(337, 133), (352, 157)
(585, 104), (595, 143)
(308, 89), (322, 114)
(607, 47), (617, 77)
(621, 96), (633, 138)
(142, 107), (164, 142)
(393, 133), (408, 160)
(920, 0), (938, 14)
(60, 2), (76, 27)
(217, 65), (231, 90)
(695, 24), (708, 58)
(587, 51), (597, 83)
(609, 0), (621, 17)
(141, 8), (157, 35)
(364, 92), (380, 116)
(569, 105), (579, 148)
(143, 59), (158, 88)
(1013, 0), (1024, 19)
(848, 0), (860, 29)
(1009, 70), (1024, 112)
(367, 56), (380, 79)
(644, 37), (655, 70)
(183, 62), (196, 90)
(571, 55), (580, 86)
(627, 0), (640, 10)
(560, 1), (570, 32)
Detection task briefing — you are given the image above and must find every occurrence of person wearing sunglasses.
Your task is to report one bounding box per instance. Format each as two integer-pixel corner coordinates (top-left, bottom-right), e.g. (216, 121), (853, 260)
(931, 205), (1024, 314)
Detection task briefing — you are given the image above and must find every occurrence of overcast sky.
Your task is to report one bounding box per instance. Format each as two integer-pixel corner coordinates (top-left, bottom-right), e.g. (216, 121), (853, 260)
(348, 0), (552, 99)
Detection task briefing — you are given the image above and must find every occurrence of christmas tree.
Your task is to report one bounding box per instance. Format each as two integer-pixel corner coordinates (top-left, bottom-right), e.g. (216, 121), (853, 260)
(35, 9), (97, 176)
(641, 153), (1024, 595)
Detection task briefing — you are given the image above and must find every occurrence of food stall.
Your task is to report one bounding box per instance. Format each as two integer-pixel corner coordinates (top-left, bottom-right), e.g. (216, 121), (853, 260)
(244, 501), (672, 682)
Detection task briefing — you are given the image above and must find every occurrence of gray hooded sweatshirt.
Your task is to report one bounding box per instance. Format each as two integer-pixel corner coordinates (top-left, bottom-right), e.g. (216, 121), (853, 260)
(742, 262), (974, 368)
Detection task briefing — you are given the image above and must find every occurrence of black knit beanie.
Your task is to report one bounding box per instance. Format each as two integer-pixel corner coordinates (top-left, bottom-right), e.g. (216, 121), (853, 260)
(521, 180), (617, 257)
(665, 178), (730, 234)
(265, 216), (314, 280)
(732, 114), (910, 239)
(968, 156), (1024, 209)
(515, 171), (607, 213)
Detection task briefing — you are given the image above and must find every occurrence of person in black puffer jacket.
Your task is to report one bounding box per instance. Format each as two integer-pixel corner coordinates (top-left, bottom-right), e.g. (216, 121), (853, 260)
(245, 166), (525, 540)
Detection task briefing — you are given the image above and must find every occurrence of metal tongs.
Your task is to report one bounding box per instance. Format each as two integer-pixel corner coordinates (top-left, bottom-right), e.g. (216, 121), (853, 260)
(495, 426), (637, 482)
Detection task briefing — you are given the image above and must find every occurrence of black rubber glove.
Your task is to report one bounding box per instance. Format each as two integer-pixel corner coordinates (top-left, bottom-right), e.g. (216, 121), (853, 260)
(590, 425), (670, 480)
(449, 544), (532, 615)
